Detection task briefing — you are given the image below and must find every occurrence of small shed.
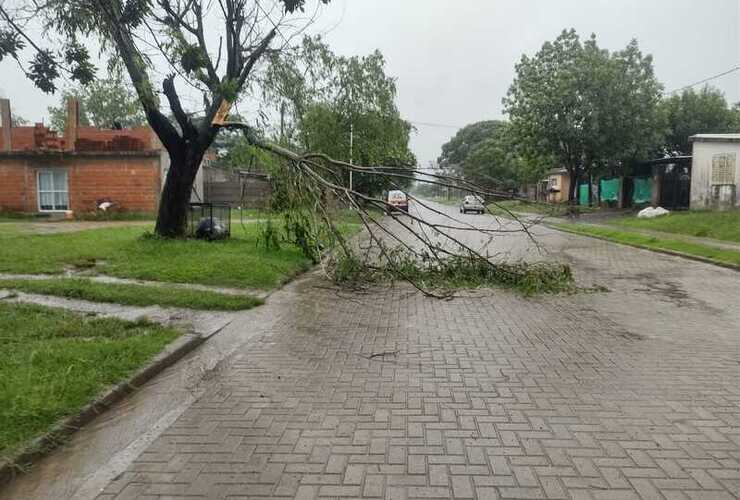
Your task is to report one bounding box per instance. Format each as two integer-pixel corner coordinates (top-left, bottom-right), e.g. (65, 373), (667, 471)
(544, 168), (570, 204)
(690, 134), (740, 210)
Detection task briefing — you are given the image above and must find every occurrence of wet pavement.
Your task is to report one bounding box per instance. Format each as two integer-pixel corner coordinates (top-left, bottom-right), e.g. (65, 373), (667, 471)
(2, 201), (740, 500)
(0, 277), (302, 500)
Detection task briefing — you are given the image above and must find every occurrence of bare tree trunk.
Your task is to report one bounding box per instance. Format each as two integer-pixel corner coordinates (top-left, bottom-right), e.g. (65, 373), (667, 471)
(588, 174), (593, 207)
(155, 146), (206, 237)
(568, 166), (578, 204)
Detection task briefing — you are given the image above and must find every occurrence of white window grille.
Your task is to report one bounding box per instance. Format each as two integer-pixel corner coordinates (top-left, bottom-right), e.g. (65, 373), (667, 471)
(37, 170), (69, 211)
(711, 153), (737, 186)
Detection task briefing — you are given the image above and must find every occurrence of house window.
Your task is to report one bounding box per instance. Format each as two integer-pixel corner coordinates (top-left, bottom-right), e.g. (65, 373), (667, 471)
(37, 170), (69, 211)
(711, 153), (736, 185)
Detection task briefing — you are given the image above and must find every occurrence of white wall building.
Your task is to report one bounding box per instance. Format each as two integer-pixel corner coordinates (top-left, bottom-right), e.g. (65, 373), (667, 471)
(690, 134), (740, 210)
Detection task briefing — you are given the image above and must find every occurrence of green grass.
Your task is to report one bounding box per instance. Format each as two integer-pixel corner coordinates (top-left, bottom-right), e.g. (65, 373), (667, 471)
(0, 302), (180, 461)
(424, 196), (459, 206)
(487, 200), (602, 217)
(555, 223), (740, 268)
(611, 210), (740, 244)
(0, 223), (312, 289)
(0, 212), (54, 224)
(0, 278), (262, 311)
(0, 211), (153, 223)
(74, 211), (155, 222)
(487, 199), (560, 216)
(0, 213), (37, 223)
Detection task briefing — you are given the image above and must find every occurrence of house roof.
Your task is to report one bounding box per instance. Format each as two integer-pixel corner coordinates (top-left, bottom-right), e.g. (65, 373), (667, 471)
(690, 134), (740, 144)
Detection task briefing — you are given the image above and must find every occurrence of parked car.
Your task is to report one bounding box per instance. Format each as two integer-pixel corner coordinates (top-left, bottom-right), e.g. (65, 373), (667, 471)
(386, 190), (409, 213)
(460, 195), (485, 214)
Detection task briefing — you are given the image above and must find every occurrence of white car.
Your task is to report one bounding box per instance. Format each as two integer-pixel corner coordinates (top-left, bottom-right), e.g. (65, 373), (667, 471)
(386, 190), (409, 213)
(460, 195), (485, 214)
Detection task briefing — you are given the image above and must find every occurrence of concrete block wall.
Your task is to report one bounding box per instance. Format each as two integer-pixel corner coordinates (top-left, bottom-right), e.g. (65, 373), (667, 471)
(691, 141), (740, 210)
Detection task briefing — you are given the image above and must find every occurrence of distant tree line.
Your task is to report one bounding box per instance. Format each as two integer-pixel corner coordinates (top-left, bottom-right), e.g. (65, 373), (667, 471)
(440, 29), (740, 202)
(261, 35), (416, 196)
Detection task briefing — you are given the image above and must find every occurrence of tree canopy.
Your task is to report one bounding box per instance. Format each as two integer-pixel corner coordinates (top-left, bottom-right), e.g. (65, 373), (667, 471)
(659, 86), (740, 155)
(0, 0), (332, 236)
(504, 29), (663, 201)
(438, 120), (547, 191)
(438, 121), (506, 170)
(262, 35), (415, 195)
(47, 69), (146, 131)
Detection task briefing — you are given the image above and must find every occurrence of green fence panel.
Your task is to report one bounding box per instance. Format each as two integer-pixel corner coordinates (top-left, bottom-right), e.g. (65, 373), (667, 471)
(578, 184), (589, 205)
(633, 176), (653, 204)
(600, 178), (620, 203)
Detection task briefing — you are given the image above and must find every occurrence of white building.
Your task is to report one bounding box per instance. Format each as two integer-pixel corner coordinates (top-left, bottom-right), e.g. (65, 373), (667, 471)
(690, 134), (740, 210)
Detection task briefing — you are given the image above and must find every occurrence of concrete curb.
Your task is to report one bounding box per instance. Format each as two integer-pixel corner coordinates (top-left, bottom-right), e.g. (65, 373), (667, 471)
(550, 224), (740, 273)
(0, 331), (205, 486)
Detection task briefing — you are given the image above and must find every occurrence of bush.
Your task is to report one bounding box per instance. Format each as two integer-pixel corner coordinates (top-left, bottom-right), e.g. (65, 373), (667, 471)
(256, 219), (282, 251)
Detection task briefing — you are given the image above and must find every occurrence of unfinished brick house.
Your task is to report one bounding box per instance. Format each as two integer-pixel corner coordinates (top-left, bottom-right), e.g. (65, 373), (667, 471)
(0, 98), (202, 216)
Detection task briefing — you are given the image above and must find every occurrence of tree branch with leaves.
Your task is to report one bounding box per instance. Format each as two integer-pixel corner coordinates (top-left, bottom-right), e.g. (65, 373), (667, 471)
(0, 0), (329, 236)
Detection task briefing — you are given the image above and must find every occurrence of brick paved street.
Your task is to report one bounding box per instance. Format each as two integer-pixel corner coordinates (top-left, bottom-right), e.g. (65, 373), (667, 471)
(92, 205), (740, 500)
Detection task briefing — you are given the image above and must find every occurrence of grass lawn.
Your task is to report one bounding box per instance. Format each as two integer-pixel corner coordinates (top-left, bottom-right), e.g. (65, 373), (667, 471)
(554, 223), (740, 268)
(488, 200), (600, 217)
(0, 278), (263, 311)
(0, 302), (180, 461)
(0, 222), (312, 289)
(423, 196), (459, 206)
(610, 210), (740, 244)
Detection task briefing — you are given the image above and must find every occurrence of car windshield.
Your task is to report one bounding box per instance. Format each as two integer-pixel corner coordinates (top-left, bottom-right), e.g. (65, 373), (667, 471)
(388, 191), (406, 201)
(464, 196), (479, 203)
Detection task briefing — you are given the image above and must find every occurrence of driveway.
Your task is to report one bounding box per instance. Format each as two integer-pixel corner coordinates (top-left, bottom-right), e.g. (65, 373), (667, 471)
(3, 201), (740, 500)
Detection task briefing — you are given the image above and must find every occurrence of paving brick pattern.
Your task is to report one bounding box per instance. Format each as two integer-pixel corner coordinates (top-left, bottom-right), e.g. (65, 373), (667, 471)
(98, 225), (740, 499)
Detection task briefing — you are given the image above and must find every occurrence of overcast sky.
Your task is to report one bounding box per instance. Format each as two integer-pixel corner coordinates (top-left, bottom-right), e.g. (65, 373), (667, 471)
(1, 0), (739, 165)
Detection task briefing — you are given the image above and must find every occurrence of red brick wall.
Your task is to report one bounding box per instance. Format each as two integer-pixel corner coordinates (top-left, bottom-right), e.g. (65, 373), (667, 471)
(0, 159), (33, 211)
(0, 125), (156, 152)
(0, 155), (161, 214)
(69, 157), (161, 212)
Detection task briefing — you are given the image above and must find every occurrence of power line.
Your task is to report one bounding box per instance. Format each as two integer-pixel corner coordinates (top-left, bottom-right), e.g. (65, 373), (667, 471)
(665, 64), (740, 95)
(408, 120), (463, 129)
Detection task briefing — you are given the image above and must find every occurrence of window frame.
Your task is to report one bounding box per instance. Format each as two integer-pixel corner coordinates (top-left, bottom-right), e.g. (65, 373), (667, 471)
(37, 169), (70, 212)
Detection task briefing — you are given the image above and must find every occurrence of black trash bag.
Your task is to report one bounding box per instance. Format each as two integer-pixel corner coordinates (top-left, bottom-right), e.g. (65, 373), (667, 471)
(195, 217), (228, 240)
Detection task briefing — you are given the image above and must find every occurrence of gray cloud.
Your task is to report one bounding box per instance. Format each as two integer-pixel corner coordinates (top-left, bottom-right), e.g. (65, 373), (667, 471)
(1, 0), (738, 166)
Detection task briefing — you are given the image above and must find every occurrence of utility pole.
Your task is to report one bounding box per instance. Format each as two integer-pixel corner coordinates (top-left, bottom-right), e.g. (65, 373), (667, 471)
(348, 86), (354, 193)
(279, 101), (286, 144)
(349, 121), (354, 192)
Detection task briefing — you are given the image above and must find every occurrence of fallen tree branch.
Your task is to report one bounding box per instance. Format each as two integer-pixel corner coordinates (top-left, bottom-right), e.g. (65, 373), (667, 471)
(212, 108), (565, 297)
